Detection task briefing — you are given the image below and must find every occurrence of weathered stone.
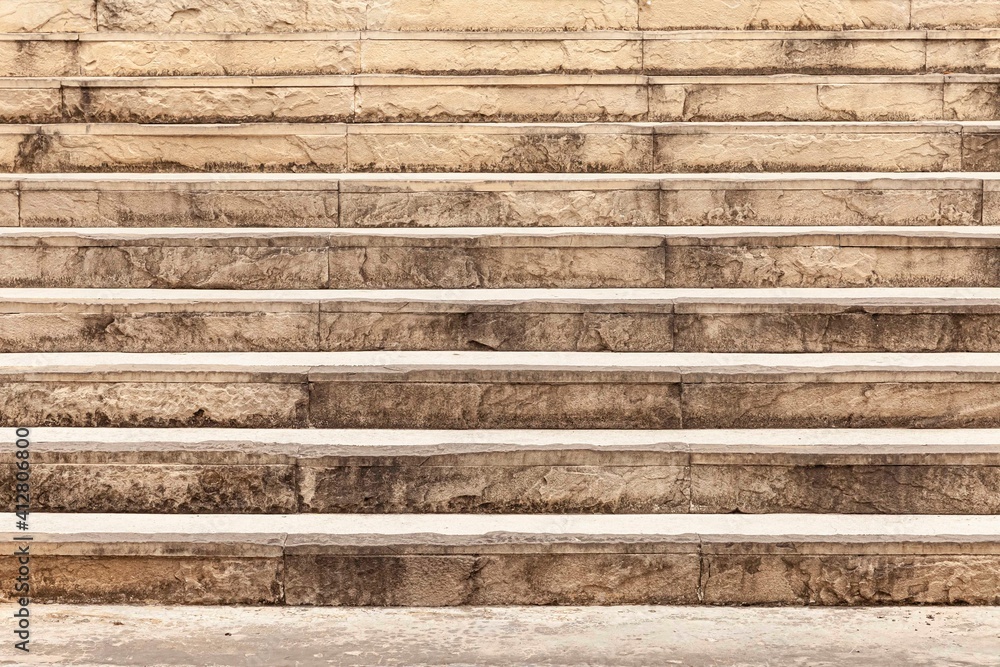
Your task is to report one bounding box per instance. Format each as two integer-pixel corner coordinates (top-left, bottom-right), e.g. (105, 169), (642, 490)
(20, 188), (340, 227)
(0, 0), (95, 31)
(63, 84), (355, 123)
(356, 80), (647, 122)
(0, 192), (17, 227)
(692, 464), (1000, 514)
(328, 246), (665, 288)
(366, 0), (638, 31)
(0, 463), (298, 513)
(944, 82), (1000, 121)
(0, 247), (329, 288)
(96, 0), (367, 32)
(78, 38), (360, 77)
(340, 189), (659, 227)
(0, 312), (320, 352)
(913, 0), (1000, 28)
(639, 0), (909, 30)
(961, 131), (1000, 171)
(643, 35), (926, 75)
(660, 186), (981, 226)
(664, 246), (1000, 287)
(0, 39), (76, 77)
(928, 38), (1000, 74)
(655, 126), (963, 173)
(6, 556), (283, 604)
(299, 463), (689, 513)
(284, 553), (700, 605)
(320, 311), (674, 351)
(683, 382), (1000, 428)
(0, 382), (308, 428)
(309, 381), (683, 428)
(0, 87), (62, 123)
(674, 313), (1000, 352)
(361, 37), (641, 75)
(347, 127), (652, 172)
(702, 553), (1000, 605)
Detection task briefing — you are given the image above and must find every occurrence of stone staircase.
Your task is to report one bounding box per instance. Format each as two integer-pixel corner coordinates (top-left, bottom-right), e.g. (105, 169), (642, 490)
(4, 0), (1000, 613)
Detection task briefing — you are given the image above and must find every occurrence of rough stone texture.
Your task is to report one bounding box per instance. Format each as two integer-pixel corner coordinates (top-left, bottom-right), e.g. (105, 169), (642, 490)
(15, 606), (1000, 667)
(944, 83), (1000, 121)
(655, 129), (963, 173)
(639, 0), (910, 30)
(347, 129), (652, 173)
(913, 0), (1000, 28)
(320, 312), (675, 351)
(340, 190), (659, 227)
(309, 381), (683, 429)
(0, 0), (95, 31)
(0, 247), (329, 288)
(660, 187), (981, 226)
(0, 40), (76, 77)
(691, 464), (1000, 514)
(361, 38), (641, 75)
(0, 312), (320, 352)
(96, 0), (367, 32)
(643, 36), (926, 75)
(962, 131), (1000, 171)
(298, 464), (690, 513)
(701, 554), (1000, 605)
(664, 246), (1000, 288)
(0, 87), (61, 123)
(20, 189), (340, 227)
(0, 382), (308, 428)
(654, 81), (943, 122)
(683, 382), (1000, 428)
(328, 246), (665, 288)
(77, 40), (360, 77)
(366, 0), (638, 31)
(928, 39), (1000, 74)
(0, 192), (17, 227)
(674, 313), (1000, 352)
(284, 554), (700, 605)
(355, 83), (648, 123)
(0, 463), (298, 513)
(2, 556), (283, 605)
(63, 85), (355, 124)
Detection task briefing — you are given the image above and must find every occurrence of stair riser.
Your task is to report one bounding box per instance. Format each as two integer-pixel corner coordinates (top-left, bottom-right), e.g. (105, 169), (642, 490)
(2, 243), (999, 289)
(4, 456), (1000, 514)
(8, 80), (1000, 123)
(5, 125), (999, 173)
(8, 374), (1000, 428)
(6, 310), (1000, 353)
(4, 543), (998, 605)
(11, 0), (1000, 33)
(10, 182), (985, 228)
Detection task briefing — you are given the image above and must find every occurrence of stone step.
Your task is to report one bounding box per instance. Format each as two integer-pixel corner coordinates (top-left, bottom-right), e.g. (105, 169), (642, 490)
(9, 74), (1000, 123)
(5, 122), (1000, 173)
(8, 287), (1000, 353)
(6, 513), (1000, 605)
(11, 427), (1000, 514)
(4, 173), (987, 228)
(4, 226), (1000, 289)
(9, 0), (1000, 33)
(7, 31), (1000, 78)
(6, 351), (1000, 428)
(19, 605), (1000, 666)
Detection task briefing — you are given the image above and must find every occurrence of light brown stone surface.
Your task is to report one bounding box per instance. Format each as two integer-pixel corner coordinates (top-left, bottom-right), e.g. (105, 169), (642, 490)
(701, 553), (1000, 605)
(309, 381), (683, 429)
(962, 130), (1000, 171)
(361, 37), (641, 75)
(643, 35), (926, 75)
(0, 381), (308, 428)
(0, 0), (94, 31)
(683, 382), (1000, 428)
(640, 0), (910, 30)
(20, 188), (340, 227)
(0, 87), (62, 124)
(661, 186), (981, 225)
(655, 126), (964, 173)
(0, 40), (76, 77)
(912, 0), (1000, 28)
(346, 126), (652, 173)
(340, 189), (659, 227)
(928, 38), (1000, 74)
(284, 553), (701, 605)
(366, 0), (638, 31)
(664, 246), (1000, 288)
(945, 81), (1000, 120)
(96, 0), (367, 32)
